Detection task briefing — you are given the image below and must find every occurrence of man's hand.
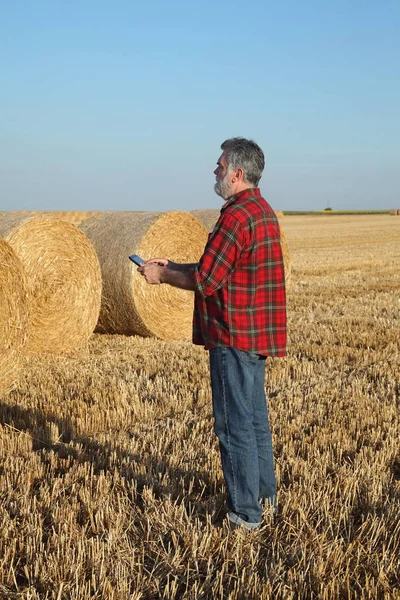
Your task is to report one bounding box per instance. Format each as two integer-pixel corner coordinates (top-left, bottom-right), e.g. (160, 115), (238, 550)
(145, 258), (171, 268)
(138, 262), (165, 285)
(138, 257), (197, 290)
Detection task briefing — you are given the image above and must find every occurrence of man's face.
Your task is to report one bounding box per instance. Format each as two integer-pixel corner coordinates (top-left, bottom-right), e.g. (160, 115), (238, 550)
(214, 152), (233, 200)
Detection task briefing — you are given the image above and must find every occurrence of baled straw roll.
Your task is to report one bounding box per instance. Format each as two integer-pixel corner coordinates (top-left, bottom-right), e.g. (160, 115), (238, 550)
(80, 211), (208, 340)
(191, 208), (292, 285)
(0, 215), (102, 354)
(0, 240), (28, 397)
(191, 209), (220, 234)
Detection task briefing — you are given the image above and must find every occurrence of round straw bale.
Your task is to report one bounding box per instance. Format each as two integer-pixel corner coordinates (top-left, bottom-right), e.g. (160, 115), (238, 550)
(192, 209), (291, 286)
(4, 211), (104, 227)
(45, 211), (103, 226)
(80, 211), (208, 340)
(191, 209), (221, 233)
(0, 240), (28, 397)
(0, 215), (102, 354)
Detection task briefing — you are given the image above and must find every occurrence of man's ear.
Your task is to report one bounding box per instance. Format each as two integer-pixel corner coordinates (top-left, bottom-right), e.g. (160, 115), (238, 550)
(232, 168), (244, 182)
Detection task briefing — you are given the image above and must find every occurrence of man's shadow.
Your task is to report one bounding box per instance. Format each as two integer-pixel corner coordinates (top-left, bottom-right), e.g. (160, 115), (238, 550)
(0, 397), (219, 517)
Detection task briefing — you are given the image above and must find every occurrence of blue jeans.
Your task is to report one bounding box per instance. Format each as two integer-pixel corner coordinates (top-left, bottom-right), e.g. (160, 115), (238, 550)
(209, 347), (276, 527)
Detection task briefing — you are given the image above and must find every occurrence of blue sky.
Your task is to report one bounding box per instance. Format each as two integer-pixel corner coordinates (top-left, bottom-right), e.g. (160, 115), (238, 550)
(1, 1), (399, 211)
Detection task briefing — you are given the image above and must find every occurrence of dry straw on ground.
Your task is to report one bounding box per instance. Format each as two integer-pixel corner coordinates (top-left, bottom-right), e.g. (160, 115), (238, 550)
(80, 211), (208, 340)
(0, 240), (28, 398)
(191, 208), (292, 285)
(0, 214), (102, 355)
(279, 228), (291, 286)
(0, 215), (399, 599)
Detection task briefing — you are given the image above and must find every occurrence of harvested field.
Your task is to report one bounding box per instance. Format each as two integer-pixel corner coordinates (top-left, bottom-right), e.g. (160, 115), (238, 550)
(0, 215), (399, 599)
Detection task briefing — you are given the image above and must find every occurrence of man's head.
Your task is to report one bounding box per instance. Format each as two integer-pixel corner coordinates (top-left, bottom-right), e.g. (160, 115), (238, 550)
(214, 137), (265, 200)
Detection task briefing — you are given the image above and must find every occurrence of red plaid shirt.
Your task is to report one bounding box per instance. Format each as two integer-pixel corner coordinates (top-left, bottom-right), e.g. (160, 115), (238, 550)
(190, 188), (286, 357)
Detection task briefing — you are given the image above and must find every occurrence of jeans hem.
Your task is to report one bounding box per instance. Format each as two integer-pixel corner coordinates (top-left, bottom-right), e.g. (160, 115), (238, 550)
(227, 511), (261, 530)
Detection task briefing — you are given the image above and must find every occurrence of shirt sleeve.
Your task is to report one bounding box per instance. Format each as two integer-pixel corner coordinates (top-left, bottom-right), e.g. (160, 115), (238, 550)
(190, 212), (244, 297)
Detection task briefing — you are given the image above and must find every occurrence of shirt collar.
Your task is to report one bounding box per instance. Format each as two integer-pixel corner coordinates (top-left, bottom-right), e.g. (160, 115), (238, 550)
(220, 188), (261, 212)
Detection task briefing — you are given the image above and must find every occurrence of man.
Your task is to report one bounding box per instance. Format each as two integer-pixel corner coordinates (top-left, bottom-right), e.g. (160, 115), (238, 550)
(139, 137), (287, 530)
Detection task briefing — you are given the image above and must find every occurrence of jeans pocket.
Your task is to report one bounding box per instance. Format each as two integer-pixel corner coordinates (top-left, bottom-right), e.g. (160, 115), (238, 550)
(237, 349), (259, 363)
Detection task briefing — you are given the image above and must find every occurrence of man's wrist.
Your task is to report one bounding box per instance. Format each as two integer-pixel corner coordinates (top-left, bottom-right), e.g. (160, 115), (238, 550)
(159, 266), (167, 284)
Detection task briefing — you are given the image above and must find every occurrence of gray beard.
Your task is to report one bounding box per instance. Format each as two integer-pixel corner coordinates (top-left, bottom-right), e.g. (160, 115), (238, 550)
(214, 177), (232, 200)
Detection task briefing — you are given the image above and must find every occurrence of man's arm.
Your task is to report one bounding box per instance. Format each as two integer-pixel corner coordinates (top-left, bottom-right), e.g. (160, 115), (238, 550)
(139, 260), (198, 290)
(160, 266), (196, 290)
(169, 262), (198, 273)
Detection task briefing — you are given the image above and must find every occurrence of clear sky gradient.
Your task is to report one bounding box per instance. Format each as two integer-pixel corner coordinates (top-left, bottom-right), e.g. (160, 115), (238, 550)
(1, 1), (399, 211)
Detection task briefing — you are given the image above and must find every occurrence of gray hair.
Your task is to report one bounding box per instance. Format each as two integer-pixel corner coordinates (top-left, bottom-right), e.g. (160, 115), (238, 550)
(221, 137), (265, 187)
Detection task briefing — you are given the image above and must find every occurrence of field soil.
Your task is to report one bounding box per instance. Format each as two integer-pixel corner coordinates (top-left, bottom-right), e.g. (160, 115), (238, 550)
(1, 215), (399, 599)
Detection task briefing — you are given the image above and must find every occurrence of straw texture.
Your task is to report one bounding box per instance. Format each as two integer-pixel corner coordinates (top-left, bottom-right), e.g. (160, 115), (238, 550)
(0, 215), (102, 354)
(0, 240), (28, 397)
(191, 209), (291, 285)
(191, 209), (221, 234)
(5, 211), (102, 226)
(80, 211), (208, 340)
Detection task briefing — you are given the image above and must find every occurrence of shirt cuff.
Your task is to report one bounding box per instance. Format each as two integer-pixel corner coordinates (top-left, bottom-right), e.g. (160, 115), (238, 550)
(189, 265), (208, 297)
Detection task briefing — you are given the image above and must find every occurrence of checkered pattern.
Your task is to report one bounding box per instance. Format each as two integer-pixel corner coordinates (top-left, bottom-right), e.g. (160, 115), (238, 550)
(190, 188), (286, 357)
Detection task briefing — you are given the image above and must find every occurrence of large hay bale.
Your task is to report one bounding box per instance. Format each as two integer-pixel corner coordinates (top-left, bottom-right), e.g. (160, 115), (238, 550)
(80, 211), (208, 340)
(5, 210), (103, 226)
(191, 209), (221, 233)
(0, 215), (102, 354)
(191, 209), (291, 286)
(0, 240), (28, 397)
(45, 211), (103, 226)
